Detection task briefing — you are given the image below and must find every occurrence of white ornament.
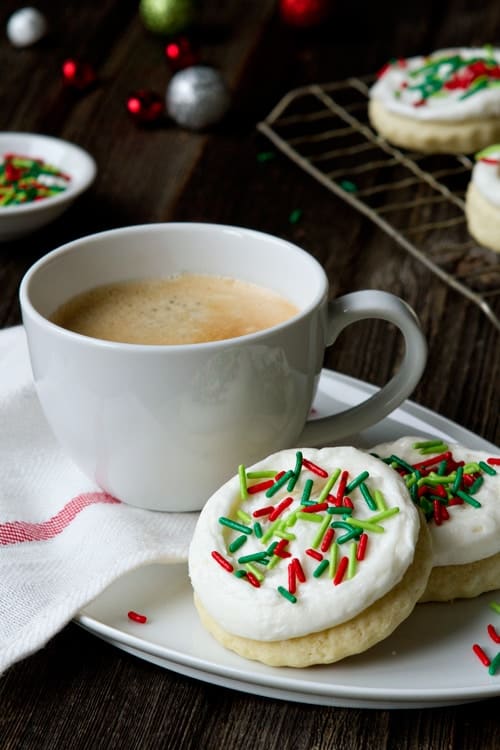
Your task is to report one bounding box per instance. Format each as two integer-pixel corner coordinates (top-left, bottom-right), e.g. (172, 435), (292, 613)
(6, 7), (48, 48)
(166, 66), (230, 131)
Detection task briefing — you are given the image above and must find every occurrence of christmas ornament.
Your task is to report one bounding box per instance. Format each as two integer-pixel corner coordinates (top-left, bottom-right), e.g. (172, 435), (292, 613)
(126, 90), (165, 124)
(139, 0), (196, 36)
(166, 66), (230, 130)
(279, 0), (332, 27)
(61, 59), (96, 90)
(6, 7), (47, 47)
(165, 36), (199, 71)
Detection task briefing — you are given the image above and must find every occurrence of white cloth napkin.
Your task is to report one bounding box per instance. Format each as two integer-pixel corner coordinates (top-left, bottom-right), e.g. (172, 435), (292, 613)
(0, 326), (198, 674)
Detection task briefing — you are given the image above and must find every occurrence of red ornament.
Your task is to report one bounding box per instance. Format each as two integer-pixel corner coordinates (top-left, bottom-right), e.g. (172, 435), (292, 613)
(61, 59), (96, 90)
(164, 36), (199, 71)
(126, 90), (164, 124)
(279, 0), (332, 27)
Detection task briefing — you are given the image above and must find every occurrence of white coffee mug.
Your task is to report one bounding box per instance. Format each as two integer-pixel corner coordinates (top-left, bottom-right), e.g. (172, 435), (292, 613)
(19, 223), (427, 511)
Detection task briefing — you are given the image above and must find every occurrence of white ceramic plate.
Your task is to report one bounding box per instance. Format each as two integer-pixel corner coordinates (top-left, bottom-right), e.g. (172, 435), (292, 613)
(0, 132), (96, 240)
(78, 369), (500, 709)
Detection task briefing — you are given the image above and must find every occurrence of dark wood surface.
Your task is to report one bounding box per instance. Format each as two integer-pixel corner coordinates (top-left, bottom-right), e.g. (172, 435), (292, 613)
(1, 1), (499, 748)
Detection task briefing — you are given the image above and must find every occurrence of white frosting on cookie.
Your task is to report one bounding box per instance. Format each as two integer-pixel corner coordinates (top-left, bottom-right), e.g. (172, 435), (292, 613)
(471, 150), (500, 207)
(189, 447), (420, 641)
(369, 48), (500, 121)
(371, 437), (500, 567)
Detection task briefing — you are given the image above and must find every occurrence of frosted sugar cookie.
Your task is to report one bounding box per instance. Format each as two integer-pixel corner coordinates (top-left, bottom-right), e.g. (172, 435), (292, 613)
(465, 145), (500, 252)
(369, 48), (500, 154)
(188, 447), (431, 667)
(371, 437), (500, 602)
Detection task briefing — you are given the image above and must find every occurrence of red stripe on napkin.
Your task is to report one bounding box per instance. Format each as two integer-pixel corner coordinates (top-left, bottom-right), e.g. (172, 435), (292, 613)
(0, 492), (120, 545)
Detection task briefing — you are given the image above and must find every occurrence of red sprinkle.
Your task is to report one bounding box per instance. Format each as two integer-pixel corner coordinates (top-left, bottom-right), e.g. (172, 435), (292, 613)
(356, 533), (368, 561)
(336, 470), (349, 502)
(128, 610), (147, 624)
(274, 539), (292, 558)
(302, 502), (329, 513)
(488, 624), (500, 644)
(211, 550), (234, 572)
(302, 458), (328, 477)
(333, 556), (349, 585)
(248, 480), (274, 494)
(292, 557), (306, 583)
(433, 500), (442, 526)
(306, 548), (323, 561)
(343, 497), (354, 509)
(268, 496), (293, 521)
(448, 497), (464, 506)
(472, 643), (491, 667)
(413, 452), (452, 470)
(288, 562), (297, 594)
(320, 527), (335, 552)
(246, 571), (261, 588)
(441, 506), (450, 521)
(487, 458), (500, 465)
(252, 505), (275, 517)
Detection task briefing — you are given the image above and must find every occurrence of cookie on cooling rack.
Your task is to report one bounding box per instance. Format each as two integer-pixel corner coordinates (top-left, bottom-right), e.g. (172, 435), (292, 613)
(371, 436), (500, 602)
(368, 47), (500, 154)
(188, 446), (432, 667)
(465, 145), (500, 253)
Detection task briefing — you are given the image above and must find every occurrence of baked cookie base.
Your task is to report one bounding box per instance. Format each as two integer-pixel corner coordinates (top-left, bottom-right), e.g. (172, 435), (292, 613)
(465, 181), (500, 253)
(368, 99), (500, 155)
(420, 548), (500, 603)
(193, 523), (432, 668)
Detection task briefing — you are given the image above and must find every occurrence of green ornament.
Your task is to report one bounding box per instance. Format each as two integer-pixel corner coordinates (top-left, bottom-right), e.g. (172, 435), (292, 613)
(139, 0), (196, 36)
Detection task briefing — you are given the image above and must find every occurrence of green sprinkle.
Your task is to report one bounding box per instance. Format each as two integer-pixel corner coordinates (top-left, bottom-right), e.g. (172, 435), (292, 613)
(278, 586), (297, 603)
(437, 460), (448, 476)
(337, 528), (362, 544)
(469, 476), (484, 494)
(476, 144), (500, 161)
(234, 569), (247, 578)
(488, 652), (500, 676)
(219, 517), (253, 534)
(301, 478), (313, 504)
(238, 551), (269, 564)
(329, 541), (338, 577)
(359, 482), (377, 511)
(418, 443), (448, 454)
(274, 529), (296, 541)
(369, 507), (400, 523)
(238, 464), (248, 500)
(490, 601), (500, 614)
(246, 471), (276, 478)
(479, 461), (497, 476)
(345, 471), (369, 493)
(389, 454), (415, 474)
(245, 563), (264, 581)
(260, 519), (282, 543)
(311, 515), (332, 549)
(253, 522), (263, 539)
(318, 468), (341, 503)
(228, 535), (248, 553)
(452, 466), (463, 495)
(340, 179), (358, 193)
(313, 559), (329, 578)
(266, 541), (278, 555)
(265, 470), (294, 497)
(347, 518), (385, 533)
(257, 151), (276, 163)
(236, 509), (252, 524)
(347, 542), (357, 579)
(412, 439), (446, 449)
(457, 490), (481, 508)
(464, 462), (481, 473)
(374, 489), (388, 511)
(289, 208), (303, 224)
(287, 451), (303, 491)
(296, 511), (323, 522)
(327, 506), (353, 515)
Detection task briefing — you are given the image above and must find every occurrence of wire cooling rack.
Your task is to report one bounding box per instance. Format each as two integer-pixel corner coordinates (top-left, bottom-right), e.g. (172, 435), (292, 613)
(257, 76), (500, 332)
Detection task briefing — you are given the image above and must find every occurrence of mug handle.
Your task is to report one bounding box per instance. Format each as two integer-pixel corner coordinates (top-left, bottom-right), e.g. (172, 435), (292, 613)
(299, 290), (427, 445)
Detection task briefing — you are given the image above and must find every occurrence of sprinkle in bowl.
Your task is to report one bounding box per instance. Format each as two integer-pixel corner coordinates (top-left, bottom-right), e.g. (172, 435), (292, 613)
(0, 132), (96, 241)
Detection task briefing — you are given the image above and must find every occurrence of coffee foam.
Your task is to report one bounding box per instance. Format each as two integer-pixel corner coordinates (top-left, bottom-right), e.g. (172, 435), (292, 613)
(50, 274), (299, 345)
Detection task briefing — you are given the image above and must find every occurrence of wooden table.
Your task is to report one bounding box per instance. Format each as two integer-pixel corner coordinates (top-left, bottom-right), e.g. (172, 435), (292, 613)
(1, 1), (499, 747)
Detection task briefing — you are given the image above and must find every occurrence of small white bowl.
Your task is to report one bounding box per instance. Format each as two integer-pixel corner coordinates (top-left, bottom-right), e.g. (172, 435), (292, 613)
(0, 132), (96, 241)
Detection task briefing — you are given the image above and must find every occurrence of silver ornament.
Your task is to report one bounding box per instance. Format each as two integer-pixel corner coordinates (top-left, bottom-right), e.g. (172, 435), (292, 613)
(166, 66), (230, 131)
(6, 7), (48, 48)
